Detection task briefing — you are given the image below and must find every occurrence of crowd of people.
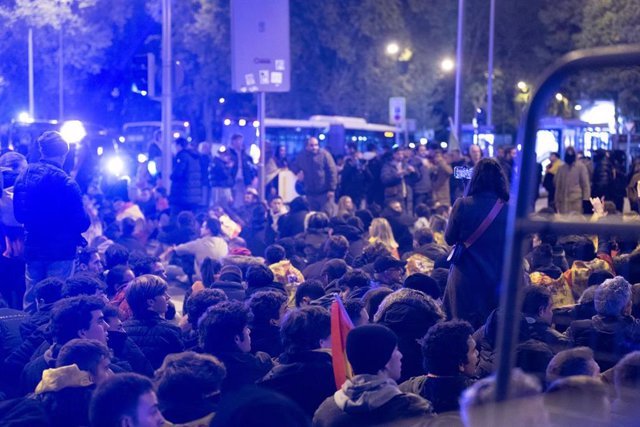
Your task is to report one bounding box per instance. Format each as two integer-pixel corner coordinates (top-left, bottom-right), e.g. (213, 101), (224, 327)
(0, 130), (639, 426)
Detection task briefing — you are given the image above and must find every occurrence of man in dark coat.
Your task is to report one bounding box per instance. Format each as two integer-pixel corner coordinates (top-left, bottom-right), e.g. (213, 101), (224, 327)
(228, 134), (257, 210)
(260, 306), (335, 417)
(13, 131), (90, 313)
(293, 137), (337, 214)
(169, 138), (203, 216)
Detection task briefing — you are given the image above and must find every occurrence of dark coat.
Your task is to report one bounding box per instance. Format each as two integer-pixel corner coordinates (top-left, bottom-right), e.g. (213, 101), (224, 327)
(443, 192), (508, 329)
(215, 351), (273, 394)
(249, 323), (283, 358)
(209, 156), (234, 188)
(296, 230), (331, 264)
(123, 313), (184, 370)
(338, 157), (367, 204)
(381, 208), (415, 255)
(211, 280), (246, 301)
(228, 148), (257, 186)
(294, 149), (337, 196)
(13, 160), (90, 261)
(565, 315), (640, 371)
(170, 148), (203, 206)
(0, 309), (28, 363)
(260, 350), (335, 417)
(399, 375), (474, 414)
(277, 199), (309, 238)
(106, 330), (154, 377)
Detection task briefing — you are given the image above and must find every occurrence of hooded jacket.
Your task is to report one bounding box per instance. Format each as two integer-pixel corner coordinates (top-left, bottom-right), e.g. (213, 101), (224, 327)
(313, 374), (432, 427)
(170, 148), (203, 206)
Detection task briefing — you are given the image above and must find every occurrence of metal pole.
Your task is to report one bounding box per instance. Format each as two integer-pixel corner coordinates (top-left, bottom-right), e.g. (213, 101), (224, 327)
(161, 0), (173, 191)
(58, 27), (64, 121)
(487, 0), (495, 127)
(257, 92), (266, 201)
(453, 0), (464, 149)
(28, 28), (35, 119)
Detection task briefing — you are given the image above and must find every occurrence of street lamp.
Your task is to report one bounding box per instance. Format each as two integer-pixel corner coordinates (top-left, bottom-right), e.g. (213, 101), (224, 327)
(555, 93), (564, 102)
(386, 42), (400, 56)
(440, 58), (455, 72)
(517, 81), (529, 92)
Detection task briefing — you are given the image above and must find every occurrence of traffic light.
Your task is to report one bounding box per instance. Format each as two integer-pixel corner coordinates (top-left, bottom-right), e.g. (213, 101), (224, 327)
(131, 53), (156, 97)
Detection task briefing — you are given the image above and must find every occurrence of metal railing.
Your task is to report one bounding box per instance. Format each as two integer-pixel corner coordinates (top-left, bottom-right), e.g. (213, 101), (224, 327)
(495, 44), (640, 400)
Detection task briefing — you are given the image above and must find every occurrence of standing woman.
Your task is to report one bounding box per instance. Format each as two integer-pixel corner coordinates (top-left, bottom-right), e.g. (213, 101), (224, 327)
(443, 158), (509, 328)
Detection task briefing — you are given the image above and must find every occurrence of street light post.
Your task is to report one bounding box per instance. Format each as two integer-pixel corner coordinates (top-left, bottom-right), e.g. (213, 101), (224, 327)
(161, 0), (173, 191)
(487, 0), (496, 127)
(453, 0), (465, 150)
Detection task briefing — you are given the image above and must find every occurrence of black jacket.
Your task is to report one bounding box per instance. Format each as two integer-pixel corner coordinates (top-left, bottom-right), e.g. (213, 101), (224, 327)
(215, 350), (273, 395)
(228, 148), (257, 186)
(399, 375), (474, 414)
(211, 280), (246, 301)
(260, 350), (335, 417)
(106, 330), (154, 377)
(13, 160), (90, 261)
(170, 148), (203, 206)
(209, 156), (234, 188)
(249, 323), (283, 358)
(123, 313), (184, 370)
(565, 315), (640, 371)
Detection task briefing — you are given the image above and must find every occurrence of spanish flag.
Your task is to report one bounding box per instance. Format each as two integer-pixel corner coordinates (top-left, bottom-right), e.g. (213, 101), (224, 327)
(331, 296), (354, 389)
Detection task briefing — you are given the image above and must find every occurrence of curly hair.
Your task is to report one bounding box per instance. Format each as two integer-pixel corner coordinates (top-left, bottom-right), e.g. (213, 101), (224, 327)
(51, 295), (105, 345)
(248, 290), (287, 325)
(185, 288), (227, 329)
(199, 301), (250, 354)
(420, 320), (474, 375)
(280, 306), (331, 354)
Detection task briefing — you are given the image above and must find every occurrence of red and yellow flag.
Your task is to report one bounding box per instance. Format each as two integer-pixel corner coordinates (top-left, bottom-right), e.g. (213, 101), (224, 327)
(331, 296), (354, 389)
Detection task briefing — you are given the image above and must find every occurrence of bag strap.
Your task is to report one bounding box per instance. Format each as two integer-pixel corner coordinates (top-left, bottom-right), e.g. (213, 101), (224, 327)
(463, 199), (504, 248)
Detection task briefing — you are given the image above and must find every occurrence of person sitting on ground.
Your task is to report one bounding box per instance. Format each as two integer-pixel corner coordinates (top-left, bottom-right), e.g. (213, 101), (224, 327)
(248, 290), (288, 358)
(344, 299), (369, 327)
(115, 217), (146, 254)
(373, 255), (406, 289)
(545, 346), (600, 387)
(20, 295), (109, 395)
(303, 235), (350, 281)
(182, 288), (227, 348)
(90, 373), (166, 427)
(102, 306), (153, 377)
(104, 243), (130, 270)
(211, 265), (246, 301)
(297, 212), (332, 264)
(404, 273), (441, 301)
(375, 288), (445, 383)
(521, 286), (570, 353)
(75, 247), (104, 277)
(337, 269), (371, 302)
(611, 351), (640, 425)
(62, 273), (109, 302)
(321, 259), (350, 290)
(245, 264), (285, 298)
(368, 217), (400, 259)
(362, 287), (394, 323)
(460, 368), (548, 427)
(400, 320), (478, 414)
(313, 324), (433, 427)
(35, 339), (112, 427)
(545, 376), (610, 427)
(260, 306), (335, 417)
(170, 218), (229, 278)
(154, 351), (226, 427)
(294, 280), (326, 308)
(564, 276), (640, 371)
(265, 244), (305, 302)
(122, 275), (184, 370)
(199, 301), (273, 394)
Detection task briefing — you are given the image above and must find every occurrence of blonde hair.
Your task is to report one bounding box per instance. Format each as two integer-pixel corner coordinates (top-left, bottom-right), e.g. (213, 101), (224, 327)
(368, 218), (398, 250)
(337, 196), (354, 216)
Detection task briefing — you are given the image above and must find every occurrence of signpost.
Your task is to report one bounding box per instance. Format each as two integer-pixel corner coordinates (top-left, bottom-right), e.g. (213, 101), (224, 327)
(231, 0), (290, 200)
(389, 96), (406, 147)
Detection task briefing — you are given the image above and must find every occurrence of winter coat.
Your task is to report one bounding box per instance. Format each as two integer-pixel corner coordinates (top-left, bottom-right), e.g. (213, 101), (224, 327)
(228, 148), (257, 186)
(399, 375), (474, 414)
(297, 230), (331, 264)
(13, 160), (90, 261)
(380, 159), (410, 201)
(381, 208), (415, 256)
(0, 308), (28, 363)
(170, 148), (203, 206)
(523, 316), (571, 354)
(214, 350), (273, 394)
(312, 374), (433, 427)
(443, 192), (508, 328)
(431, 158), (453, 207)
(209, 156), (235, 188)
(211, 280), (246, 301)
(249, 323), (283, 358)
(592, 156), (614, 199)
(106, 330), (154, 377)
(294, 149), (338, 196)
(260, 349), (335, 417)
(123, 313), (184, 370)
(565, 315), (640, 371)
(554, 162), (591, 214)
(339, 157), (367, 204)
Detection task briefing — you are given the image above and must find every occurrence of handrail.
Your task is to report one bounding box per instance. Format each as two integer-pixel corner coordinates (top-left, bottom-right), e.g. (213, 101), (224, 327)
(495, 44), (640, 401)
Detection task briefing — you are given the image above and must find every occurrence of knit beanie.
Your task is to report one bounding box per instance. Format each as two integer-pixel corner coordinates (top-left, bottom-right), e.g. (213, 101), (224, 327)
(219, 265), (243, 283)
(346, 324), (397, 375)
(38, 131), (69, 158)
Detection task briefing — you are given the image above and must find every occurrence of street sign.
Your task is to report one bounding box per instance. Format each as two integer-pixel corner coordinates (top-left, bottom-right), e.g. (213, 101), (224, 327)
(231, 0), (290, 93)
(389, 97), (406, 126)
